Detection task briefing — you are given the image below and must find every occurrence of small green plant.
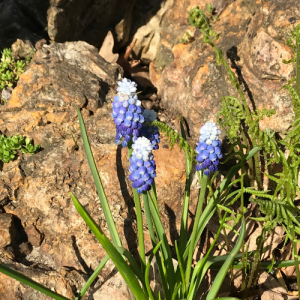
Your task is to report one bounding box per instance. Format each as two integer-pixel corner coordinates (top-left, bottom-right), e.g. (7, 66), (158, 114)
(0, 135), (40, 163)
(188, 6), (300, 297)
(0, 48), (31, 104)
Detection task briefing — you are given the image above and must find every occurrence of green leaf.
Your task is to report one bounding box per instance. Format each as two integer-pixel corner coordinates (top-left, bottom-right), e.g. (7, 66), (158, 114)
(76, 254), (110, 300)
(206, 217), (246, 299)
(179, 119), (191, 258)
(77, 108), (121, 247)
(0, 264), (70, 300)
(70, 192), (148, 300)
(145, 241), (162, 300)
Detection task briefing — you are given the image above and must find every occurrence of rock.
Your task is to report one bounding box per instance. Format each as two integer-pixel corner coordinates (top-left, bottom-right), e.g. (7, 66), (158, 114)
(19, 242), (33, 256)
(11, 39), (34, 59)
(99, 31), (119, 64)
(1, 89), (12, 102)
(0, 39), (191, 298)
(35, 38), (47, 50)
(131, 0), (174, 64)
(150, 0), (300, 138)
(47, 0), (136, 48)
(0, 214), (17, 250)
(0, 0), (49, 49)
(25, 225), (44, 247)
(93, 272), (135, 300)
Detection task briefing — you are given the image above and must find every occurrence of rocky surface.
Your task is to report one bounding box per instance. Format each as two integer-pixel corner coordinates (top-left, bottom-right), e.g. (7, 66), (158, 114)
(150, 0), (300, 138)
(47, 0), (137, 48)
(131, 0), (174, 64)
(0, 0), (49, 49)
(0, 41), (189, 299)
(0, 0), (168, 54)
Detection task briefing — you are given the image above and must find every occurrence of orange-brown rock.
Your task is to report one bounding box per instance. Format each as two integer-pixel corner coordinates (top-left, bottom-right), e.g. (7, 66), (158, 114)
(150, 0), (300, 138)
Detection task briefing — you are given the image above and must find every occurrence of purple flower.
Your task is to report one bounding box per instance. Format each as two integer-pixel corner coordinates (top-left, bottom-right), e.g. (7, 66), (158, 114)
(129, 137), (156, 194)
(112, 78), (144, 146)
(196, 122), (222, 175)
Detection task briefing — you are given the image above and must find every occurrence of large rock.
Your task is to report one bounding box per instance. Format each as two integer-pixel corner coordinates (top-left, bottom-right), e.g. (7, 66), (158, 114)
(0, 41), (189, 298)
(0, 0), (158, 51)
(0, 0), (49, 49)
(150, 0), (299, 138)
(47, 0), (136, 47)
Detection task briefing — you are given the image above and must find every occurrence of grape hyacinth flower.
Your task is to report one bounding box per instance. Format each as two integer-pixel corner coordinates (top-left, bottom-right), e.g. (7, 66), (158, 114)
(112, 78), (144, 147)
(128, 137), (156, 194)
(196, 122), (223, 176)
(140, 109), (160, 150)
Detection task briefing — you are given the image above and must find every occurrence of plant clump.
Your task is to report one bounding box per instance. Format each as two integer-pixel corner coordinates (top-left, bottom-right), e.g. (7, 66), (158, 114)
(0, 48), (31, 104)
(0, 135), (40, 163)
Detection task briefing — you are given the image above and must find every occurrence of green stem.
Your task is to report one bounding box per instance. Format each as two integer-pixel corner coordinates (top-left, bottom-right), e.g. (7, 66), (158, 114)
(239, 172), (247, 298)
(246, 228), (266, 298)
(133, 189), (146, 272)
(142, 193), (171, 300)
(151, 180), (159, 213)
(216, 208), (234, 290)
(290, 226), (300, 293)
(185, 174), (208, 291)
(296, 31), (300, 99)
(76, 255), (110, 299)
(179, 147), (191, 259)
(127, 147), (146, 272)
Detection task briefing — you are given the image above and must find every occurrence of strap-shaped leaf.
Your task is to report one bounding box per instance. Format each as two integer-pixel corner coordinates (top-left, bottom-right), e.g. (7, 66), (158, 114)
(77, 108), (121, 247)
(0, 264), (69, 300)
(70, 192), (148, 300)
(206, 217), (246, 299)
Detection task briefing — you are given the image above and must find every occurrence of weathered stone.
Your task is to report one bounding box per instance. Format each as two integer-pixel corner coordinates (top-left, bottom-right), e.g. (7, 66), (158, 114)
(47, 0), (136, 48)
(11, 39), (34, 59)
(150, 0), (300, 138)
(131, 0), (174, 64)
(0, 0), (48, 49)
(1, 89), (12, 102)
(25, 225), (44, 247)
(93, 272), (135, 300)
(0, 214), (17, 250)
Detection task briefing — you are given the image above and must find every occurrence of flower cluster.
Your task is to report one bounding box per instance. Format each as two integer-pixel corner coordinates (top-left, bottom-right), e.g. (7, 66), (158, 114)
(112, 78), (144, 147)
(196, 122), (222, 175)
(140, 109), (160, 150)
(128, 137), (156, 194)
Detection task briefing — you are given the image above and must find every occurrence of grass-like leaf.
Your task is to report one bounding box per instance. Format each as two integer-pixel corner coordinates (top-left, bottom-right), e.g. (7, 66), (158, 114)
(0, 264), (70, 300)
(75, 254), (109, 300)
(77, 108), (121, 247)
(179, 120), (192, 258)
(70, 192), (148, 300)
(206, 217), (246, 299)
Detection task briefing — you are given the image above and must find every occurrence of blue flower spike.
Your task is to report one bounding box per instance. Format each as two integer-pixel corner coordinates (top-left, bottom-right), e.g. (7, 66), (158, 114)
(129, 137), (156, 194)
(196, 122), (222, 175)
(140, 109), (160, 150)
(112, 78), (144, 146)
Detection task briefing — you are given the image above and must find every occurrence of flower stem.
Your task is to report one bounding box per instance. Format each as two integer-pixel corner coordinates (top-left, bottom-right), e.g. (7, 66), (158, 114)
(128, 146), (146, 272)
(185, 174), (208, 292)
(290, 226), (300, 292)
(133, 189), (146, 272)
(246, 228), (266, 298)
